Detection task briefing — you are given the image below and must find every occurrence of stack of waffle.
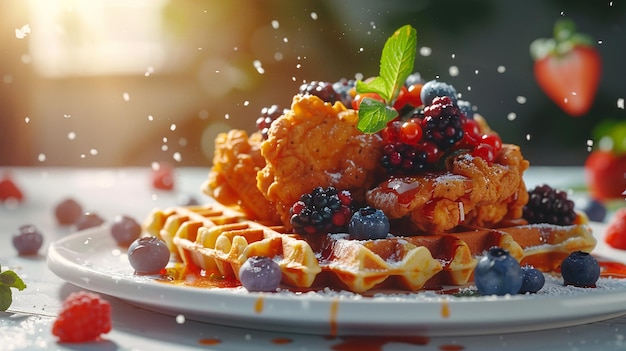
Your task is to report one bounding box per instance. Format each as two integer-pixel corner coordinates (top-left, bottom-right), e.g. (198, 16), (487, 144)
(144, 202), (596, 293)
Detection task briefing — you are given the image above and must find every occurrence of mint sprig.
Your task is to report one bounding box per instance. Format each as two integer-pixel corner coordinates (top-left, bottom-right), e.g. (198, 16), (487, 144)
(0, 263), (27, 312)
(356, 24), (417, 134)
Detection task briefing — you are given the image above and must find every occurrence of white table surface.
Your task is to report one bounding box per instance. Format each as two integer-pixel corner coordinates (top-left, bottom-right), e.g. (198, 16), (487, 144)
(1, 166), (625, 351)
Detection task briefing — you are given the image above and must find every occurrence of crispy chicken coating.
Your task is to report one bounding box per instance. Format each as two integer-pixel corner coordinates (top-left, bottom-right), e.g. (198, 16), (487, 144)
(257, 94), (383, 226)
(367, 144), (530, 234)
(203, 129), (282, 223)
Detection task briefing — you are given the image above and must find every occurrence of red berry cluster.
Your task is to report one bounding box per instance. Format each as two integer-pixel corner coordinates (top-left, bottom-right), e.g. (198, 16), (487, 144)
(380, 96), (502, 175)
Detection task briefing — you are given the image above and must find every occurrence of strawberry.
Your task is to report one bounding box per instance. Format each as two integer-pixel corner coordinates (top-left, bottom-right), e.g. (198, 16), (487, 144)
(530, 19), (601, 117)
(0, 176), (24, 203)
(52, 291), (112, 342)
(585, 119), (626, 201)
(151, 162), (175, 191)
(605, 208), (626, 250)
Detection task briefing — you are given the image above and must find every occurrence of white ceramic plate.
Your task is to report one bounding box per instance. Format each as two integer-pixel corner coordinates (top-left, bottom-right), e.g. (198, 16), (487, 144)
(47, 223), (626, 337)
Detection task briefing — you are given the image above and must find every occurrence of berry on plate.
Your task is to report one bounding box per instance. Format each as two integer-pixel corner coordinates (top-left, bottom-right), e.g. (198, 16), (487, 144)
(151, 162), (175, 191)
(523, 184), (576, 225)
(519, 266), (545, 294)
(238, 256), (282, 292)
(348, 206), (390, 240)
(74, 212), (105, 231)
(127, 236), (170, 274)
(474, 247), (523, 296)
(12, 224), (44, 256)
(289, 187), (353, 236)
(561, 251), (600, 287)
(605, 208), (626, 250)
(52, 291), (111, 342)
(530, 19), (601, 116)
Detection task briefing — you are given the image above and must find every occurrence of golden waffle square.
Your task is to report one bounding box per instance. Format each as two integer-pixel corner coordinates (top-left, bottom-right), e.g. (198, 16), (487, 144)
(144, 202), (596, 293)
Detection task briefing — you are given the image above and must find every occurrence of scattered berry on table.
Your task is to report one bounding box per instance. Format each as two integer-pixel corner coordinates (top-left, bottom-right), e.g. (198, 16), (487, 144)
(52, 291), (111, 343)
(578, 198), (607, 223)
(0, 177), (24, 203)
(420, 80), (457, 106)
(110, 215), (142, 247)
(522, 184), (577, 225)
(289, 187), (353, 236)
(151, 162), (175, 191)
(605, 208), (626, 250)
(561, 251), (600, 287)
(12, 224), (44, 256)
(238, 256), (282, 292)
(128, 236), (170, 274)
(474, 247), (523, 296)
(518, 266), (545, 294)
(54, 198), (83, 225)
(348, 206), (390, 240)
(256, 104), (285, 139)
(299, 81), (339, 104)
(74, 212), (105, 231)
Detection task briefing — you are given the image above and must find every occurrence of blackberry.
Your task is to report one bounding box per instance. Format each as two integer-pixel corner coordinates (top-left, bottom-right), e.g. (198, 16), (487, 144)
(299, 81), (339, 104)
(290, 187), (353, 236)
(523, 184), (577, 225)
(421, 96), (465, 151)
(256, 105), (284, 139)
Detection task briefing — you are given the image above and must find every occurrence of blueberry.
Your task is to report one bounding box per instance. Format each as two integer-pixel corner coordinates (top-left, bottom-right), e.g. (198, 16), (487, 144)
(12, 224), (44, 255)
(420, 80), (457, 106)
(128, 236), (170, 274)
(578, 198), (607, 222)
(519, 266), (545, 294)
(238, 256), (282, 292)
(111, 215), (142, 247)
(561, 251), (600, 287)
(348, 207), (390, 240)
(457, 100), (474, 119)
(474, 247), (523, 296)
(405, 72), (424, 87)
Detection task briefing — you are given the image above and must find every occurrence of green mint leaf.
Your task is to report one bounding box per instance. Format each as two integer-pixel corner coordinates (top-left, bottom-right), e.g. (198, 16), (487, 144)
(0, 285), (12, 312)
(357, 98), (399, 133)
(0, 271), (26, 290)
(357, 24), (417, 103)
(357, 24), (417, 134)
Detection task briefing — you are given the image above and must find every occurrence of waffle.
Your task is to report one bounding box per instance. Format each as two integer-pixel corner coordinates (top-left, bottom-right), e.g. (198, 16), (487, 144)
(144, 202), (596, 293)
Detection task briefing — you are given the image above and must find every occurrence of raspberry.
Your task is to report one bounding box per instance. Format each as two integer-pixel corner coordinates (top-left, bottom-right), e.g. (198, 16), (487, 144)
(52, 291), (112, 342)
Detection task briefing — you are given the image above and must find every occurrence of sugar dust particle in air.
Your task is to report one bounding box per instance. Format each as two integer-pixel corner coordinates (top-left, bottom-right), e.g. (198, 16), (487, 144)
(618, 98), (624, 109)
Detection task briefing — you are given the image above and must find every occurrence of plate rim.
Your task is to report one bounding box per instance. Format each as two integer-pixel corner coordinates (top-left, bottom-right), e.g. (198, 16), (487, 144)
(46, 224), (626, 336)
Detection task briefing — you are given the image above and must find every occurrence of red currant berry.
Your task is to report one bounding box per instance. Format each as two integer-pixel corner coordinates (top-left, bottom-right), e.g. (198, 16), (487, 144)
(481, 134), (503, 153)
(400, 119), (423, 145)
(419, 141), (440, 163)
(461, 119), (481, 146)
(472, 144), (495, 162)
(406, 83), (423, 107)
(352, 92), (384, 110)
(393, 86), (411, 111)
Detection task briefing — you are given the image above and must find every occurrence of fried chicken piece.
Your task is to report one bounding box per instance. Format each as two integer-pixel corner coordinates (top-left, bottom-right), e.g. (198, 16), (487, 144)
(203, 129), (281, 223)
(366, 144), (530, 235)
(257, 94), (383, 226)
